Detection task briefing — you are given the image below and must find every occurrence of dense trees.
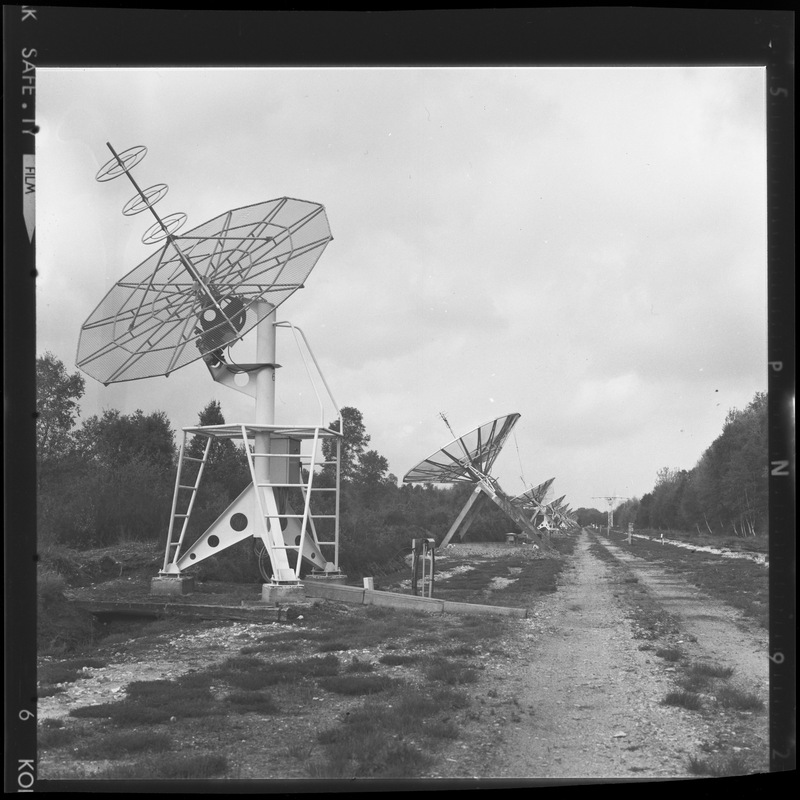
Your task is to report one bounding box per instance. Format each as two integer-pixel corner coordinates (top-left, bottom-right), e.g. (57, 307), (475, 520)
(39, 349), (767, 579)
(35, 362), (482, 575)
(614, 392), (768, 537)
(35, 352), (86, 479)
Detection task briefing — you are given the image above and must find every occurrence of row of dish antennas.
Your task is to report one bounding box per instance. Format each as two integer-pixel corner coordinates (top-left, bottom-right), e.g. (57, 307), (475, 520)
(96, 144), (188, 245)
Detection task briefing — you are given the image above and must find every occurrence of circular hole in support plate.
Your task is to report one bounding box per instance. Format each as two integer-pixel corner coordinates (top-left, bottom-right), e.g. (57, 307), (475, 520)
(230, 513), (248, 532)
(208, 535), (220, 548)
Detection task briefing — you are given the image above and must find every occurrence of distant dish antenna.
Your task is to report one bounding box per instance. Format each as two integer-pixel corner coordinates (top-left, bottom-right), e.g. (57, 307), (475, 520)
(513, 482), (579, 534)
(77, 143), (344, 597)
(403, 413), (551, 551)
(513, 476), (555, 526)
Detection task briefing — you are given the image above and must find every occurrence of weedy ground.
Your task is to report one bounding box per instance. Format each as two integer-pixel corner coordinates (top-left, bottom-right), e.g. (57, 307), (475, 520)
(37, 538), (575, 782)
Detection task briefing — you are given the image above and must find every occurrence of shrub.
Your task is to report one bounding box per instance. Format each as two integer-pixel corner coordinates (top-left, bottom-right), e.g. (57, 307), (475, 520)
(715, 686), (764, 711)
(654, 647), (682, 662)
(689, 662), (734, 679)
(225, 690), (280, 713)
(662, 690), (703, 711)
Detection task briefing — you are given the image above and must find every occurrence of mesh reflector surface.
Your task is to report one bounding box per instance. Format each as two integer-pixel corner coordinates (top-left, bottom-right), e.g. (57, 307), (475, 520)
(513, 476), (555, 510)
(77, 198), (332, 383)
(402, 413), (521, 484)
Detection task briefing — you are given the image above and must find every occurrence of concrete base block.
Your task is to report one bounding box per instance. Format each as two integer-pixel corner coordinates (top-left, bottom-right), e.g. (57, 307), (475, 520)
(304, 572), (349, 586)
(150, 575), (195, 596)
(301, 580), (366, 604)
(442, 600), (527, 618)
(261, 582), (306, 606)
(364, 590), (445, 614)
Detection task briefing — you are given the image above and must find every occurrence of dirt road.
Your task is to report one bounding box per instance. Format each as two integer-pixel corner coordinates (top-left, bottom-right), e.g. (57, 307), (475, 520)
(37, 530), (769, 782)
(481, 529), (769, 779)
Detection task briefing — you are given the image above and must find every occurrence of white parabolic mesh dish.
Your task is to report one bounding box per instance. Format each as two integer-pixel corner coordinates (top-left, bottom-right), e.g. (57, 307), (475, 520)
(402, 413), (521, 484)
(76, 197), (332, 384)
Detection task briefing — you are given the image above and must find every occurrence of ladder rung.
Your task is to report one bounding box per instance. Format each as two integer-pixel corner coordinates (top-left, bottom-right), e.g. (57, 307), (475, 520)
(178, 484), (196, 490)
(174, 514), (189, 518)
(183, 456), (206, 463)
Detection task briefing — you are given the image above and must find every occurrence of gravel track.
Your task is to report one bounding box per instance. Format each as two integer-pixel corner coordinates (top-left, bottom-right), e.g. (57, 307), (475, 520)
(485, 530), (768, 779)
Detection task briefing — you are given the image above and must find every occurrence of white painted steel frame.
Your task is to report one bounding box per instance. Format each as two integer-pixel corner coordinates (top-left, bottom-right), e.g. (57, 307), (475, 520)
(161, 422), (342, 579)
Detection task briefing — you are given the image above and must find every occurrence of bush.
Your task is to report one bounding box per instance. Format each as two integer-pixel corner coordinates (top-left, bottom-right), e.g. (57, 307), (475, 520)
(423, 658), (479, 686)
(715, 686), (764, 711)
(662, 690), (703, 711)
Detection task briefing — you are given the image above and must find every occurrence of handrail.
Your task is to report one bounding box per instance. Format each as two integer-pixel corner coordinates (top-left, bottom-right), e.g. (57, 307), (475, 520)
(275, 321), (341, 431)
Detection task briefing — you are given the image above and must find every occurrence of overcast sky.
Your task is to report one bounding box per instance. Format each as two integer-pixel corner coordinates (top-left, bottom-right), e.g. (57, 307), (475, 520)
(36, 66), (767, 511)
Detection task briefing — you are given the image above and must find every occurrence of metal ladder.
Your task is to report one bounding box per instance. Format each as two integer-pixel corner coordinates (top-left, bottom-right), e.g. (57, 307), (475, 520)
(243, 425), (340, 581)
(161, 432), (213, 574)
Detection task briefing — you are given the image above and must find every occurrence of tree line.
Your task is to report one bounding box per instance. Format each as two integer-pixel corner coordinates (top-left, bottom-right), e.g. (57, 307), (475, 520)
(36, 353), (512, 578)
(612, 392), (768, 537)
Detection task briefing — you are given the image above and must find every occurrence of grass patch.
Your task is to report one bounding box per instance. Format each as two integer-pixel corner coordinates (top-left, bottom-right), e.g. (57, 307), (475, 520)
(423, 657), (480, 686)
(73, 731), (172, 760)
(345, 657), (375, 673)
(211, 653), (340, 690)
(225, 690), (280, 713)
(715, 686), (764, 711)
(379, 653), (419, 666)
(240, 640), (303, 655)
(688, 753), (752, 777)
(689, 662), (734, 679)
(71, 678), (219, 724)
(662, 690), (703, 711)
(317, 642), (351, 652)
(92, 753), (229, 780)
(312, 683), (465, 778)
(588, 540), (618, 563)
(318, 674), (396, 696)
(38, 726), (78, 749)
(441, 644), (479, 656)
(677, 673), (712, 693)
(654, 647), (683, 662)
(603, 532), (769, 628)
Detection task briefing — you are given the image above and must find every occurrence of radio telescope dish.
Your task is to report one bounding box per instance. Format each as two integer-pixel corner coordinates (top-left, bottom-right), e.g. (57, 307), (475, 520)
(403, 413), (552, 551)
(403, 413), (521, 484)
(78, 142), (344, 596)
(77, 196), (332, 385)
(514, 477), (555, 510)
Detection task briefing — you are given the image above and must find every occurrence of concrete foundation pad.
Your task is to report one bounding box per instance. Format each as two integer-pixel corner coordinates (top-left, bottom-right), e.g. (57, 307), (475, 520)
(364, 590), (445, 614)
(301, 580), (366, 603)
(150, 575), (195, 596)
(442, 600), (527, 618)
(261, 582), (306, 606)
(303, 573), (349, 586)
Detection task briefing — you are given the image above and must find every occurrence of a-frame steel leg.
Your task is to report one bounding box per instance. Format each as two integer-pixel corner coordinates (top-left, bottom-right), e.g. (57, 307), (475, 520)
(439, 486), (486, 548)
